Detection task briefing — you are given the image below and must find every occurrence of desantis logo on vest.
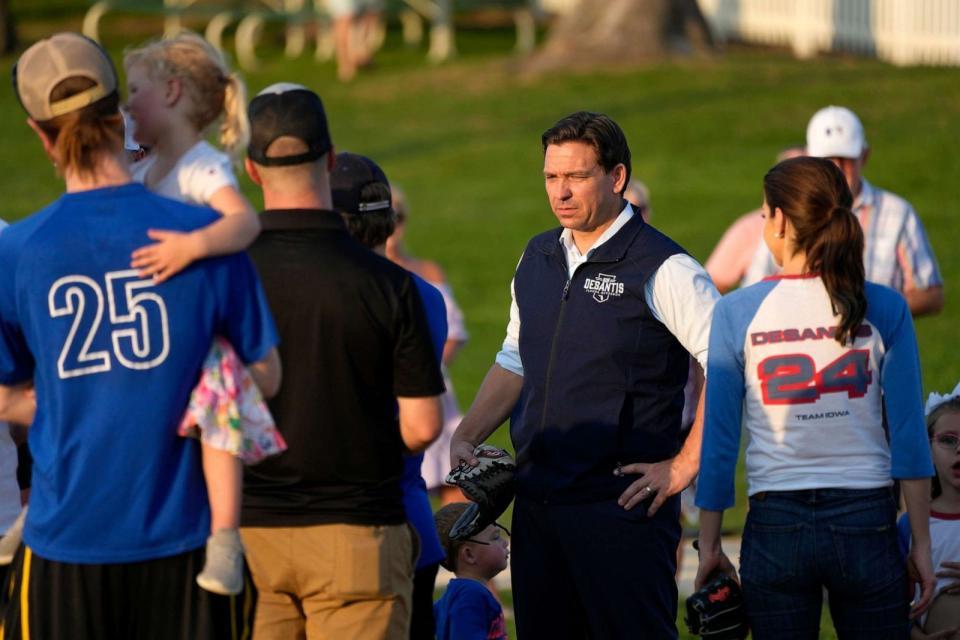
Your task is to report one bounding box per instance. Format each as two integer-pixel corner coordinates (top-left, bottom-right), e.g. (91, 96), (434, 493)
(583, 273), (624, 303)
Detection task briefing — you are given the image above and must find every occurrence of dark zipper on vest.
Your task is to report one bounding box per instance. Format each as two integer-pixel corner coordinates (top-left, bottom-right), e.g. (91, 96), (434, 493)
(538, 260), (591, 433)
(536, 246), (626, 436)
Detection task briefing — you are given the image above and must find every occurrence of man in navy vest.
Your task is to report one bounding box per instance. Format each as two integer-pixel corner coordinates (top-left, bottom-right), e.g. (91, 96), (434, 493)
(451, 112), (720, 638)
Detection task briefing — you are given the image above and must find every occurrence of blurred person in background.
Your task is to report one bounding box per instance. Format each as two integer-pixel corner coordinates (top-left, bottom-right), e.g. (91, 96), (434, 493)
(705, 145), (806, 293)
(0, 216), (25, 573)
(334, 151), (449, 640)
(329, 0), (384, 81)
(743, 107), (943, 317)
(387, 186), (471, 505)
(625, 177), (701, 578)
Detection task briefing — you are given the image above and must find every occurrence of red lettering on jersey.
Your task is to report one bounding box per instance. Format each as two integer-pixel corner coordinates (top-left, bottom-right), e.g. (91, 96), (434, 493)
(752, 325), (870, 347)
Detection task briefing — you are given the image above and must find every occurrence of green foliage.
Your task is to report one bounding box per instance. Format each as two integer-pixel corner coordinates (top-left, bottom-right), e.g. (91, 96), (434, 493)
(3, 21), (957, 637)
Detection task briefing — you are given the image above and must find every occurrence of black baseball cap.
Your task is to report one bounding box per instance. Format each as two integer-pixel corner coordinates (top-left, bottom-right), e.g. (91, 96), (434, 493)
(330, 152), (392, 215)
(247, 82), (331, 166)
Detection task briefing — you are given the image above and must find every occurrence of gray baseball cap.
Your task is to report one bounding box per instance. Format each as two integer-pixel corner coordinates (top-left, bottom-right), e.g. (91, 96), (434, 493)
(13, 32), (118, 122)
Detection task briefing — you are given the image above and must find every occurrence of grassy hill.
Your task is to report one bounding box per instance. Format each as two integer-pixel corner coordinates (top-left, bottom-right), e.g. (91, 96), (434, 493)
(2, 11), (957, 638)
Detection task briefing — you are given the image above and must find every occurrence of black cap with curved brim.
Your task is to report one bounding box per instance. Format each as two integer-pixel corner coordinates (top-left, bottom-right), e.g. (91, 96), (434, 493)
(247, 82), (331, 167)
(330, 152), (392, 215)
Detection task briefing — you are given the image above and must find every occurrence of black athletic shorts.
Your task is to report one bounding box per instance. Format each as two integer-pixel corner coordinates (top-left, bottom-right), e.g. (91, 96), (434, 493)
(0, 544), (256, 640)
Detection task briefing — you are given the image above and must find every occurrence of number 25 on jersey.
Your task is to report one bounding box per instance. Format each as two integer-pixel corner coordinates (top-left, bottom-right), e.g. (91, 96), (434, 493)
(758, 350), (872, 405)
(49, 270), (170, 379)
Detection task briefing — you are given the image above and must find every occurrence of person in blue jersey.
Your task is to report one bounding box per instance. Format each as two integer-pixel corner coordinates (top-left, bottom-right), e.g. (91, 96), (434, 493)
(333, 150), (450, 640)
(0, 33), (279, 639)
(695, 156), (936, 638)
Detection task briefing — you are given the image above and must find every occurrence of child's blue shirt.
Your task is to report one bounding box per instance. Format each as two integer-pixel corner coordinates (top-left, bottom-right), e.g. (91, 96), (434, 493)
(435, 577), (507, 640)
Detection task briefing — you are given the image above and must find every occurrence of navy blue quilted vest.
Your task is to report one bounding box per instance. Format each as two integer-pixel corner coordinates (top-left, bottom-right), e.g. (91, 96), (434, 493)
(511, 209), (690, 503)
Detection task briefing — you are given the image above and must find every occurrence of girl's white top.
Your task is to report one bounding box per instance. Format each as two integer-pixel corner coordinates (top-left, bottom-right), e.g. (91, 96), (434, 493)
(131, 141), (237, 206)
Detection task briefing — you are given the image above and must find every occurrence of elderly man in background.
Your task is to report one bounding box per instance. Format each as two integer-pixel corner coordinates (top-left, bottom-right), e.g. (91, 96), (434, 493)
(743, 106), (943, 316)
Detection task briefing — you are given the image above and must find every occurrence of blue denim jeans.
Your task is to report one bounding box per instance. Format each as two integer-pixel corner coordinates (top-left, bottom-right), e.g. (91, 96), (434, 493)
(739, 488), (909, 640)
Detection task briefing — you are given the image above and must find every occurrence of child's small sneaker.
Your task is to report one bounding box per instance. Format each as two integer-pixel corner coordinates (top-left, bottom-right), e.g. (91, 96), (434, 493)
(0, 507), (27, 565)
(196, 528), (244, 595)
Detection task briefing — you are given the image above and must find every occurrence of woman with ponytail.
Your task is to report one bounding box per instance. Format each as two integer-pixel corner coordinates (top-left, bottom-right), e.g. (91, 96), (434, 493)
(123, 33), (287, 598)
(0, 33), (277, 637)
(694, 156), (936, 637)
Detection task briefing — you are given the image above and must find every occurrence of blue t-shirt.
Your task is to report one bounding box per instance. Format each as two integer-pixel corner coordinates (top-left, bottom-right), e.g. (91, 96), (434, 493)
(435, 578), (507, 640)
(0, 184), (278, 563)
(402, 273), (447, 570)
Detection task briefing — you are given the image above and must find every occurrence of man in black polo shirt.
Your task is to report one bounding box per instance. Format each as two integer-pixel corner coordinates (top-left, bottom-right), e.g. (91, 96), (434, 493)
(239, 82), (445, 640)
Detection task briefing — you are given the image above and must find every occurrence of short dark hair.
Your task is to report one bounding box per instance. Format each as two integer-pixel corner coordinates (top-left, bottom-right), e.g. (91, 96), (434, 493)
(339, 182), (396, 249)
(541, 111), (632, 193)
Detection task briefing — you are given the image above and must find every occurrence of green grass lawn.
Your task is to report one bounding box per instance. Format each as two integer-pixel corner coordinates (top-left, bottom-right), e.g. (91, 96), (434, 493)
(3, 9), (958, 637)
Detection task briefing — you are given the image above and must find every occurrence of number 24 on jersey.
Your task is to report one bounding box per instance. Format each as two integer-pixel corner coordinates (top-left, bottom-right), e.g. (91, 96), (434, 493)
(758, 350), (872, 405)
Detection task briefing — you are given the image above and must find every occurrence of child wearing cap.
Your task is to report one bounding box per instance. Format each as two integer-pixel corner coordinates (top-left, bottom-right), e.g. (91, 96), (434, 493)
(434, 503), (510, 640)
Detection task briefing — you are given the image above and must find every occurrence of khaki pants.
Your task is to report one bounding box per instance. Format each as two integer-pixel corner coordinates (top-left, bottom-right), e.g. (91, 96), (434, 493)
(240, 523), (415, 640)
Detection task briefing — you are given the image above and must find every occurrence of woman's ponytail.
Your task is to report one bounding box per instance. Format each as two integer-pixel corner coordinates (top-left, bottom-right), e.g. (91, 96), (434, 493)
(809, 205), (866, 345)
(38, 77), (123, 179)
(763, 157), (866, 345)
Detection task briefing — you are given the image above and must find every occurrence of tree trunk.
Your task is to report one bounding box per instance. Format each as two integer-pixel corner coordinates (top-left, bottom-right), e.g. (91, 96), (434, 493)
(525, 0), (714, 72)
(0, 0), (15, 55)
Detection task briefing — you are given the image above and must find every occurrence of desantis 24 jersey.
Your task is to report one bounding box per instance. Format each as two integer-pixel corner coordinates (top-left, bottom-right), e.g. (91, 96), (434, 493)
(697, 274), (933, 511)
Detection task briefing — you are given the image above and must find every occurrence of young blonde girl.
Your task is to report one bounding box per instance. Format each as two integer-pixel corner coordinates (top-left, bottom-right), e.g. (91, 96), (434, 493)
(900, 383), (960, 639)
(124, 32), (258, 278)
(123, 33), (285, 596)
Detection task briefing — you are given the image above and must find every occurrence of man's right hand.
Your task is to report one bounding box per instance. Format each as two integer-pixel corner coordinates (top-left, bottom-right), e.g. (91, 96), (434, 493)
(448, 363), (523, 476)
(450, 437), (479, 471)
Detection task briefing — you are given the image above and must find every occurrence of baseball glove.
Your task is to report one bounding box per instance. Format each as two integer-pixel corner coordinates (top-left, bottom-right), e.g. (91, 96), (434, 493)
(445, 444), (516, 541)
(685, 573), (749, 639)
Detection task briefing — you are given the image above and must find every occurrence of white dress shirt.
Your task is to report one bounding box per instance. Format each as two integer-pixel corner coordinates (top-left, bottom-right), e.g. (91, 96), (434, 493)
(495, 204), (719, 376)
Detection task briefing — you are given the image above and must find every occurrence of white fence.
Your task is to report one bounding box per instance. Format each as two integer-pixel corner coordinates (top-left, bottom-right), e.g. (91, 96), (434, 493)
(697, 0), (960, 66)
(541, 0), (960, 66)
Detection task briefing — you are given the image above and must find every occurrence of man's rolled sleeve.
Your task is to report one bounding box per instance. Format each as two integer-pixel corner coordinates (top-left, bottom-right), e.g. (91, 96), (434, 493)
(645, 253), (720, 370)
(493, 278), (524, 377)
